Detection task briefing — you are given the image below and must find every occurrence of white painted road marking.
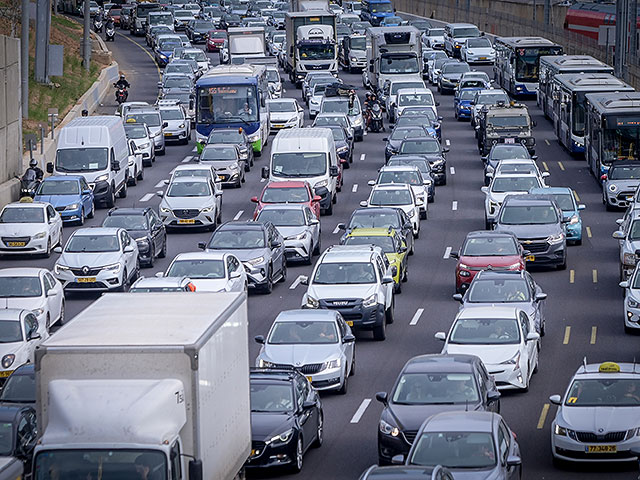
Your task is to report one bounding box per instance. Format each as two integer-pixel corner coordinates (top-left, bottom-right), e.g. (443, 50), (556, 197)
(450, 166), (456, 175)
(360, 153), (366, 161)
(352, 184), (358, 193)
(233, 210), (244, 221)
(260, 177), (266, 182)
(192, 146), (197, 152)
(333, 224), (341, 234)
(289, 275), (304, 290)
(410, 308), (424, 326)
(452, 201), (458, 211)
(181, 155), (192, 163)
(350, 398), (372, 424)
(140, 193), (154, 202)
(154, 180), (166, 188)
(443, 246), (452, 259)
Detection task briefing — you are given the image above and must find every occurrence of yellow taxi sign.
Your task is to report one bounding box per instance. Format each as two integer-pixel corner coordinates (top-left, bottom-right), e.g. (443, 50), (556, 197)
(599, 362), (620, 373)
(125, 118), (136, 123)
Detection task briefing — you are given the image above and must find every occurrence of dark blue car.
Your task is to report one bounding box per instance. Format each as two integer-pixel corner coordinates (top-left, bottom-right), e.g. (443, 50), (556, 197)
(454, 87), (481, 121)
(34, 175), (94, 225)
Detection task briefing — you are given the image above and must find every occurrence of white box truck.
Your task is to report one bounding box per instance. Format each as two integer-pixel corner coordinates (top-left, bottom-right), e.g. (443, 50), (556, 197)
(32, 292), (251, 480)
(227, 27), (268, 64)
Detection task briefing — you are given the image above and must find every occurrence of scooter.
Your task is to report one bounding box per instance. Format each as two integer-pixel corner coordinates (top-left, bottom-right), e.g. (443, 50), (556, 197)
(93, 17), (103, 32)
(114, 84), (128, 104)
(367, 103), (384, 133)
(18, 170), (41, 198)
(105, 24), (115, 41)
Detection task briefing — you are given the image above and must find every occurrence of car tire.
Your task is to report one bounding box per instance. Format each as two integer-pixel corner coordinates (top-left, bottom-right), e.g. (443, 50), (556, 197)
(291, 436), (304, 473)
(420, 210), (427, 220)
(394, 280), (401, 294)
(324, 202), (333, 216)
(313, 412), (323, 447)
(119, 269), (129, 292)
(119, 181), (128, 198)
(137, 167), (144, 181)
(158, 146), (166, 156)
(146, 245), (155, 268)
(159, 237), (167, 258)
(373, 318), (386, 341)
(105, 186), (116, 208)
(128, 169), (137, 186)
(386, 298), (395, 324)
(87, 204), (95, 219)
(402, 265), (408, 282)
(337, 367), (348, 395)
(261, 266), (273, 294)
(313, 236), (321, 255)
(279, 260), (287, 283)
(79, 208), (85, 226)
(557, 255), (567, 270)
(43, 239), (51, 259)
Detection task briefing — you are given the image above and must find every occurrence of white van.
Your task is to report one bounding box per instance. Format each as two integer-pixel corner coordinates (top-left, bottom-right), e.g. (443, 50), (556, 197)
(47, 116), (130, 208)
(261, 128), (339, 215)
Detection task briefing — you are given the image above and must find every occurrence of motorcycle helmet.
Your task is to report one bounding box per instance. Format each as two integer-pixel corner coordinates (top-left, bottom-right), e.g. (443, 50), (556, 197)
(29, 159), (38, 168)
(120, 74), (126, 80)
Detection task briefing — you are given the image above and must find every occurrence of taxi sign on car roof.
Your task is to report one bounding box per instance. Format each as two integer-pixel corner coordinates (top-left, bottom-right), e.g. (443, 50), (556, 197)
(125, 118), (136, 123)
(599, 362), (621, 373)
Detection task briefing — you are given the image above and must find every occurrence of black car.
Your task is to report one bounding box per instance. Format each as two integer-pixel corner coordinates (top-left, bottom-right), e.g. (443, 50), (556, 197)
(206, 127), (254, 168)
(397, 108), (442, 141)
(0, 405), (38, 469)
(384, 126), (432, 162)
(102, 208), (167, 267)
(246, 368), (323, 472)
(186, 19), (215, 43)
(326, 125), (354, 166)
(376, 354), (500, 465)
(398, 138), (449, 185)
(220, 13), (242, 29)
(359, 464), (454, 480)
(0, 364), (34, 406)
(338, 207), (414, 255)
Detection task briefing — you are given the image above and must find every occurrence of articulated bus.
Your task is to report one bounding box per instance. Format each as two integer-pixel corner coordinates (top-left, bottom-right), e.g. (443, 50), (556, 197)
(551, 73), (632, 155)
(538, 55), (613, 118)
(195, 64), (270, 155)
(493, 37), (563, 96)
(585, 92), (640, 180)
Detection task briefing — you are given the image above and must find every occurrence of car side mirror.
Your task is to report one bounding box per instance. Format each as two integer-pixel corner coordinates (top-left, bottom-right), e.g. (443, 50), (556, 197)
(28, 332), (41, 341)
(549, 394), (562, 405)
(542, 172), (550, 178)
(375, 391), (388, 406)
(612, 231), (625, 239)
(399, 245), (407, 253)
(123, 245), (135, 253)
(47, 288), (59, 297)
(155, 271), (164, 278)
(46, 162), (54, 174)
(391, 454), (404, 465)
(309, 218), (319, 225)
(487, 390), (500, 402)
(230, 269), (242, 279)
(329, 166), (339, 177)
(163, 122), (169, 128)
(157, 81), (162, 88)
(367, 180), (375, 186)
(111, 160), (120, 171)
(578, 204), (586, 210)
(434, 331), (446, 341)
(198, 241), (207, 250)
(342, 333), (355, 343)
(481, 186), (489, 194)
(532, 120), (537, 127)
(337, 223), (346, 231)
(156, 190), (164, 198)
(532, 155), (538, 160)
(449, 251), (459, 259)
(359, 200), (368, 207)
(452, 293), (463, 303)
(382, 137), (388, 142)
(53, 247), (63, 254)
(271, 240), (282, 248)
(535, 292), (547, 301)
(526, 332), (540, 342)
(506, 455), (521, 467)
(261, 166), (269, 179)
(620, 281), (629, 288)
(254, 335), (265, 344)
(312, 195), (322, 203)
(616, 218), (624, 225)
(382, 275), (394, 284)
(302, 400), (315, 410)
(601, 174), (607, 181)
(300, 275), (309, 285)
(250, 196), (259, 203)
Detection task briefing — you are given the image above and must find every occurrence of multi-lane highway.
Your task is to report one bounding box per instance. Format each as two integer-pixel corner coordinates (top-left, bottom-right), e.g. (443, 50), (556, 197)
(7, 15), (639, 479)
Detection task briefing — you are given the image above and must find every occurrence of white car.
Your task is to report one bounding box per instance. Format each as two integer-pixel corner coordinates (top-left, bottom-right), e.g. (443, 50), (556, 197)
(384, 79), (427, 122)
(435, 306), (540, 391)
(0, 201), (63, 258)
(53, 227), (139, 291)
(0, 309), (47, 379)
(0, 268), (64, 332)
(159, 102), (191, 145)
(361, 184), (422, 237)
(267, 98), (304, 132)
(488, 159), (549, 186)
(482, 172), (543, 229)
(471, 89), (510, 127)
(370, 165), (429, 219)
(169, 163), (221, 184)
(126, 138), (144, 187)
(160, 251), (247, 292)
(255, 309), (355, 393)
(308, 82), (332, 119)
(423, 27), (445, 49)
(461, 37), (496, 64)
(182, 48), (211, 73)
(266, 65), (283, 98)
(395, 88), (438, 120)
(124, 122), (155, 167)
(158, 177), (222, 229)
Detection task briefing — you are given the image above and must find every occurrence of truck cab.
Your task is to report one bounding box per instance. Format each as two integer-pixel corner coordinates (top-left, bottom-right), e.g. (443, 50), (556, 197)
(476, 102), (535, 156)
(360, 0), (394, 26)
(339, 34), (367, 73)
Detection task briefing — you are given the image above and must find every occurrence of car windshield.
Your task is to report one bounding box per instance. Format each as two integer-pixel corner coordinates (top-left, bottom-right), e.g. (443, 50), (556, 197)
(491, 177), (540, 193)
(210, 31), (227, 38)
(201, 146), (237, 161)
(262, 186), (309, 203)
(0, 372), (34, 403)
(0, 423), (13, 456)
(37, 180), (80, 195)
(458, 89), (477, 101)
(266, 70), (280, 82)
(163, 76), (191, 89)
(0, 277), (42, 298)
(392, 373), (479, 405)
(496, 163), (536, 175)
(322, 100), (360, 116)
(159, 40), (182, 51)
(396, 115), (434, 128)
(175, 10), (192, 17)
(467, 278), (531, 303)
(269, 100), (297, 113)
(173, 169), (211, 180)
(315, 115), (348, 128)
(257, 209), (306, 227)
(125, 125), (148, 139)
(379, 171), (421, 185)
(551, 193), (575, 211)
(126, 113), (160, 127)
(207, 130), (244, 144)
(329, 128), (346, 141)
(442, 63), (470, 74)
(380, 54), (419, 75)
(449, 318), (521, 345)
(410, 432), (496, 469)
(370, 189), (413, 206)
(350, 36), (366, 50)
(250, 383), (294, 412)
(349, 211), (400, 229)
(370, 3), (392, 12)
(166, 181), (211, 197)
(165, 65), (191, 76)
(56, 147), (109, 172)
(609, 165), (640, 180)
(344, 235), (395, 253)
(467, 38), (491, 48)
(490, 145), (529, 160)
(462, 236), (519, 256)
(313, 262), (376, 284)
(103, 215), (148, 230)
(499, 205), (558, 225)
(0, 207), (44, 224)
(488, 115), (529, 128)
(390, 128), (426, 140)
(268, 320), (338, 344)
(566, 378), (640, 406)
(272, 152), (326, 177)
(428, 28), (444, 36)
(65, 234), (119, 253)
(453, 26), (480, 37)
(160, 109), (185, 121)
(0, 321), (23, 343)
(388, 159), (430, 175)
(398, 93), (434, 106)
(391, 82), (425, 95)
(183, 50), (207, 62)
(166, 259), (225, 279)
(400, 140), (440, 154)
(209, 230), (265, 249)
(477, 92), (509, 105)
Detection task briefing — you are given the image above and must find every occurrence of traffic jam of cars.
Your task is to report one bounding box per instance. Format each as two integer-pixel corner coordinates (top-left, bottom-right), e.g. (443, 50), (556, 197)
(3, 0), (640, 478)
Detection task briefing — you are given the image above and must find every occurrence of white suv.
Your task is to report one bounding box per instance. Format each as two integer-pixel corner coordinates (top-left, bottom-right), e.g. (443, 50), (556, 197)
(482, 172), (543, 229)
(361, 183), (422, 237)
(300, 245), (395, 341)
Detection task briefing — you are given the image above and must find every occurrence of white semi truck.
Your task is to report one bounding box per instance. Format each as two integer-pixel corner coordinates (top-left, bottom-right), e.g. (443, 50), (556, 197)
(32, 292), (251, 480)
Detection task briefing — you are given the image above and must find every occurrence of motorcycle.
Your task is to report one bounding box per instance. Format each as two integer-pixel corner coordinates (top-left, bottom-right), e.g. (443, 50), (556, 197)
(114, 84), (128, 104)
(19, 170), (41, 198)
(93, 17), (103, 32)
(367, 103), (384, 133)
(105, 24), (115, 41)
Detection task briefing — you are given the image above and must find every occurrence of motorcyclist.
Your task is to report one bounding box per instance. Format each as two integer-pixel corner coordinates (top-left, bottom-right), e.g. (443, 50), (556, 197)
(105, 16), (114, 31)
(115, 74), (130, 90)
(366, 93), (381, 130)
(23, 159), (44, 182)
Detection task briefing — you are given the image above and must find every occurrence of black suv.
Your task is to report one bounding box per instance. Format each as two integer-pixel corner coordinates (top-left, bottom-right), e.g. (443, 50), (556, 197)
(246, 368), (323, 473)
(102, 208), (167, 267)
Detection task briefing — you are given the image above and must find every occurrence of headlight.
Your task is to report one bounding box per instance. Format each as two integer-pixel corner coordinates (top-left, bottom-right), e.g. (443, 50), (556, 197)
(267, 428), (294, 445)
(159, 54), (167, 59)
(201, 205), (214, 213)
(128, 158), (134, 167)
(95, 173), (109, 183)
(315, 180), (328, 189)
(379, 419), (400, 437)
(554, 424), (567, 436)
(569, 214), (579, 225)
(179, 123), (185, 129)
(134, 236), (149, 243)
(628, 297), (639, 308)
(306, 295), (319, 308)
(1, 355), (15, 369)
(408, 209), (416, 218)
(431, 158), (444, 167)
(547, 233), (565, 245)
(362, 293), (377, 308)
(609, 184), (617, 192)
(258, 359), (276, 368)
(104, 263), (122, 273)
(54, 264), (69, 274)
(624, 252), (638, 266)
(248, 132), (260, 142)
(508, 262), (521, 270)
(239, 148), (249, 159)
(336, 145), (348, 154)
(247, 256), (264, 266)
(287, 232), (307, 240)
(350, 56), (357, 62)
(160, 206), (170, 213)
(64, 203), (80, 211)
(33, 231), (47, 239)
(352, 116), (363, 127)
(501, 352), (520, 367)
(625, 428), (640, 440)
(32, 307), (45, 316)
(323, 358), (341, 369)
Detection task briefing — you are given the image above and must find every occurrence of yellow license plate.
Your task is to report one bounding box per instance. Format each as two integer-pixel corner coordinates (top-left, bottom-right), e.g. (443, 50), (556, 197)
(164, 133), (173, 137)
(77, 277), (96, 283)
(306, 376), (312, 382)
(346, 320), (354, 326)
(7, 241), (25, 247)
(0, 370), (13, 378)
(178, 219), (196, 224)
(526, 255), (535, 262)
(480, 57), (487, 60)
(586, 445), (616, 453)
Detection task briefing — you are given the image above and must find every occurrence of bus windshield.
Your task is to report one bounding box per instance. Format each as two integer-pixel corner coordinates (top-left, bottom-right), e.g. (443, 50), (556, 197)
(602, 126), (640, 163)
(515, 46), (562, 83)
(197, 84), (259, 124)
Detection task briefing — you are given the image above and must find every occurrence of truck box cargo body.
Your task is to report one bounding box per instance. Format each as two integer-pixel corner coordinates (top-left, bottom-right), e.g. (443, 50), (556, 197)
(33, 293), (251, 480)
(290, 0), (330, 11)
(228, 27), (267, 64)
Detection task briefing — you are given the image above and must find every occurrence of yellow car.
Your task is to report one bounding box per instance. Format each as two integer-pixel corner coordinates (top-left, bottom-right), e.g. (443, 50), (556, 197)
(343, 228), (408, 292)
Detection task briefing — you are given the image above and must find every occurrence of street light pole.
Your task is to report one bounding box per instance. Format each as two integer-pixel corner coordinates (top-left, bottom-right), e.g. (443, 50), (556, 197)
(20, 0), (29, 118)
(83, 0), (91, 71)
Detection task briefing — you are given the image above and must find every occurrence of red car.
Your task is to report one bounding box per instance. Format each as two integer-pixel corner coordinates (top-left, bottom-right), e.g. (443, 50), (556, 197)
(450, 231), (526, 293)
(251, 181), (322, 219)
(206, 30), (227, 52)
(107, 8), (121, 25)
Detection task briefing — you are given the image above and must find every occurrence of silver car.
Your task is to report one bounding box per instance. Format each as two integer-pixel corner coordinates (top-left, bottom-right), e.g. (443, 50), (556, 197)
(124, 107), (166, 156)
(255, 309), (355, 393)
(161, 251), (247, 292)
(482, 172), (543, 229)
(370, 166), (430, 218)
(613, 206), (640, 281)
(198, 144), (246, 187)
(619, 262), (640, 333)
(256, 204), (320, 264)
(319, 96), (364, 142)
(159, 103), (191, 145)
(158, 177), (222, 229)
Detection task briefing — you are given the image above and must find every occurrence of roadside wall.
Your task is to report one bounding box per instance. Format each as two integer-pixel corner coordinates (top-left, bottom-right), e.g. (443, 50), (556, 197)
(0, 34), (22, 204)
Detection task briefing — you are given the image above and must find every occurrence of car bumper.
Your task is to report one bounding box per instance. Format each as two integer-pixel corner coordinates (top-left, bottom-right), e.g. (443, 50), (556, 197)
(566, 222), (582, 242)
(160, 211), (217, 227)
(59, 208), (84, 222)
(605, 190), (635, 209)
(456, 106), (472, 119)
(523, 243), (566, 266)
(246, 439), (297, 469)
(456, 269), (479, 292)
(551, 432), (639, 462)
(243, 264), (269, 288)
(466, 54), (495, 63)
(312, 302), (385, 330)
(284, 238), (312, 262)
(486, 363), (528, 390)
(0, 235), (49, 255)
(269, 121), (297, 131)
(215, 170), (242, 186)
(55, 269), (124, 291)
(151, 134), (165, 150)
(164, 129), (189, 141)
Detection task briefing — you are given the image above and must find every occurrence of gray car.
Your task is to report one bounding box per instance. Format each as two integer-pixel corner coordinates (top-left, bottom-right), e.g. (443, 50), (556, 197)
(603, 161), (640, 210)
(198, 144), (246, 187)
(618, 262), (640, 333)
(494, 194), (567, 269)
(395, 411), (522, 479)
(199, 220), (286, 293)
(438, 61), (471, 94)
(613, 204), (640, 281)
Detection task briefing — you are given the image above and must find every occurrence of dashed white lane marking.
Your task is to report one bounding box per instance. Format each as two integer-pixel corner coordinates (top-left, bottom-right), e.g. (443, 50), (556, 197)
(452, 201), (458, 211)
(289, 275), (304, 290)
(443, 246), (452, 259)
(352, 184), (358, 193)
(360, 153), (366, 161)
(350, 398), (372, 424)
(410, 308), (424, 326)
(260, 177), (266, 182)
(181, 155), (192, 163)
(333, 224), (341, 234)
(140, 193), (154, 202)
(154, 180), (166, 188)
(233, 210), (244, 221)
(192, 146), (197, 152)
(450, 166), (456, 175)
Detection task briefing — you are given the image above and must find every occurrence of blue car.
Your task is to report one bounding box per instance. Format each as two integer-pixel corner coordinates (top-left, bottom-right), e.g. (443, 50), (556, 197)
(453, 87), (481, 121)
(530, 186), (585, 245)
(34, 175), (94, 225)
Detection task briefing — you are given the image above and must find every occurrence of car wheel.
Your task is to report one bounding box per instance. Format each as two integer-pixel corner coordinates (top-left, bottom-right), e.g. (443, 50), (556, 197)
(402, 264), (408, 282)
(43, 239), (51, 259)
(128, 169), (137, 186)
(386, 298), (395, 324)
(533, 354), (539, 374)
(159, 236), (167, 258)
(119, 269), (129, 292)
(146, 245), (155, 268)
(324, 201), (333, 216)
(119, 181), (128, 198)
(394, 280), (401, 294)
(45, 314), (51, 332)
(87, 204), (95, 219)
(79, 208), (85, 226)
(313, 412), (323, 447)
(137, 167), (144, 181)
(373, 317), (386, 341)
(350, 349), (355, 376)
(261, 266), (273, 294)
(279, 260), (287, 283)
(291, 436), (304, 473)
(313, 236), (321, 255)
(106, 186), (116, 208)
(158, 145), (166, 156)
(305, 247), (313, 265)
(337, 367), (348, 395)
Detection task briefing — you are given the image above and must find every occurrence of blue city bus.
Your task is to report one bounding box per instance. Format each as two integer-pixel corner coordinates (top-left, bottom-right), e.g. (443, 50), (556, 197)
(195, 64), (270, 154)
(493, 37), (563, 96)
(585, 92), (640, 180)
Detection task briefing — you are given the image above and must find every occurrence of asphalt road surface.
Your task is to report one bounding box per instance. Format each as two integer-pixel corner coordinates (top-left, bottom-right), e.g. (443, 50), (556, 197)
(8, 15), (639, 480)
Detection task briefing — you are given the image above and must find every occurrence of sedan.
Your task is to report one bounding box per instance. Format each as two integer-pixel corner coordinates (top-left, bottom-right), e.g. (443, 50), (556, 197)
(53, 227), (139, 291)
(158, 178), (222, 229)
(130, 276), (196, 292)
(376, 354), (500, 465)
(359, 465), (454, 480)
(256, 204), (320, 265)
(251, 181), (321, 220)
(372, 165), (431, 213)
(0, 202), (63, 258)
(0, 268), (64, 332)
(482, 173), (543, 229)
(461, 37), (496, 64)
(124, 123), (155, 167)
(0, 309), (46, 381)
(398, 137), (449, 185)
(267, 98), (304, 132)
(161, 251), (247, 292)
(438, 61), (471, 94)
(199, 144), (246, 186)
(255, 309), (355, 393)
(383, 126), (432, 162)
(482, 144), (537, 186)
(34, 175), (94, 225)
(0, 364), (34, 405)
(206, 29), (227, 51)
(435, 306), (540, 391)
(206, 127), (254, 168)
(313, 113), (354, 140)
(361, 184), (422, 238)
(326, 125), (354, 166)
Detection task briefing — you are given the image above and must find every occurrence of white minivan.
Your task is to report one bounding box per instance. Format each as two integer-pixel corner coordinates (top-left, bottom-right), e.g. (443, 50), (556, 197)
(261, 128), (340, 215)
(47, 116), (130, 208)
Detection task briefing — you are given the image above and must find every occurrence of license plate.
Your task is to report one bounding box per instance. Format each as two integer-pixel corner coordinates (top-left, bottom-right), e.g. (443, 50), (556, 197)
(479, 56), (487, 60)
(306, 376), (312, 383)
(6, 241), (26, 247)
(0, 370), (13, 378)
(77, 277), (96, 283)
(178, 219), (196, 224)
(505, 138), (515, 144)
(586, 445), (617, 453)
(164, 133), (173, 137)
(525, 255), (535, 262)
(346, 320), (354, 327)
(251, 449), (257, 456)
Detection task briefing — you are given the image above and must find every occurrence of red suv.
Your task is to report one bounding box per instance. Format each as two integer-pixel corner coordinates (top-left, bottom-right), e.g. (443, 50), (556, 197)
(206, 30), (227, 52)
(251, 181), (321, 219)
